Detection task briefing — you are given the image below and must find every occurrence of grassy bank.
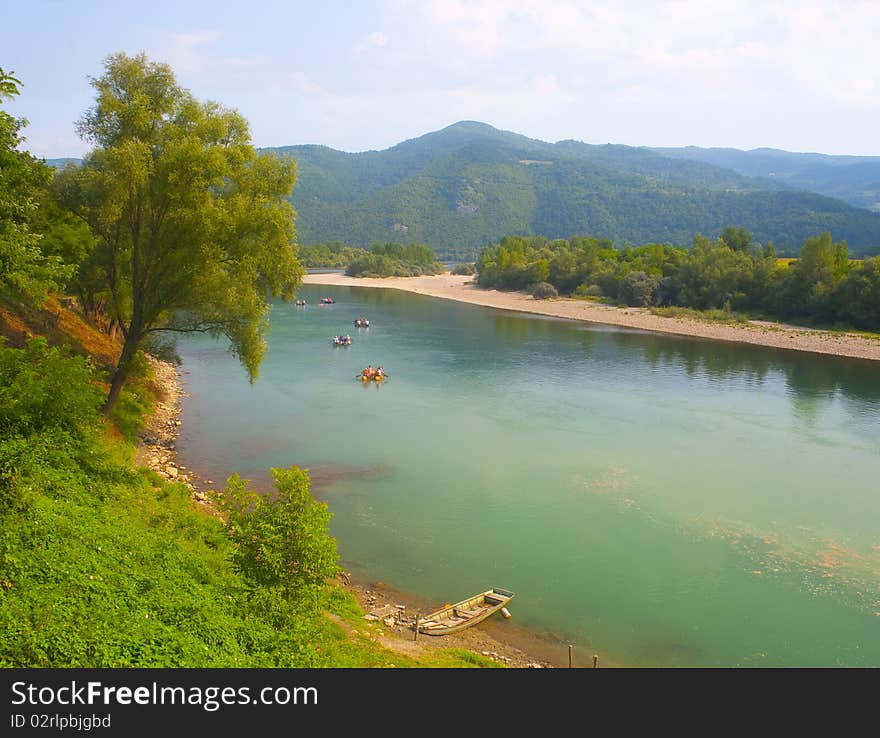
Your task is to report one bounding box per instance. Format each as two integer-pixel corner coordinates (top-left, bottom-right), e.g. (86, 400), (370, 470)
(0, 297), (497, 668)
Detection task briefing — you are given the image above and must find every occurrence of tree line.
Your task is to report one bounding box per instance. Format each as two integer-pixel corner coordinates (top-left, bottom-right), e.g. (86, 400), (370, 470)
(345, 241), (443, 277)
(476, 228), (880, 330)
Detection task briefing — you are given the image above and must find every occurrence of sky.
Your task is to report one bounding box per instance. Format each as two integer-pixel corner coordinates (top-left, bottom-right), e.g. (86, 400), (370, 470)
(2, 0), (879, 159)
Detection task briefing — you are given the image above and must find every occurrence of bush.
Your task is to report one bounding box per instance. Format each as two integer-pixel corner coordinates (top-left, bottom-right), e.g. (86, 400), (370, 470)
(619, 271), (660, 306)
(452, 262), (476, 276)
(530, 281), (558, 299)
(219, 466), (339, 606)
(574, 283), (604, 297)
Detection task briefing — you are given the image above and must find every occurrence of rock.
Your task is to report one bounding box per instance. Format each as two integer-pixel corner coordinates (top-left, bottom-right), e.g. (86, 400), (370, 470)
(165, 466), (178, 479)
(382, 616), (396, 627)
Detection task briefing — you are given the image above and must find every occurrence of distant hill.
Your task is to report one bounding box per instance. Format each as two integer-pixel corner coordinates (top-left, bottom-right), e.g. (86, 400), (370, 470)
(265, 122), (880, 258)
(43, 124), (880, 258)
(651, 146), (880, 212)
(44, 157), (81, 169)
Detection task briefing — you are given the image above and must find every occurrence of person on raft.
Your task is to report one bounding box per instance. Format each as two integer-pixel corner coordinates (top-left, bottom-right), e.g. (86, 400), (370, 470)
(362, 365), (374, 379)
(375, 366), (386, 378)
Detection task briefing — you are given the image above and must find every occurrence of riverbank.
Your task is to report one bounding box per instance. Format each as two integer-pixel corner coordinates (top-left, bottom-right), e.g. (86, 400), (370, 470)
(303, 273), (880, 362)
(142, 355), (564, 667)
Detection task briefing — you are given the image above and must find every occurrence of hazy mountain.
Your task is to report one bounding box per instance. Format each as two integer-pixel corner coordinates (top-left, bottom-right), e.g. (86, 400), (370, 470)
(651, 146), (880, 212)
(266, 121), (880, 258)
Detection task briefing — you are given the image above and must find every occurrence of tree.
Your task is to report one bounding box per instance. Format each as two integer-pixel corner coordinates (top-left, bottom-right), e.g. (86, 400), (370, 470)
(59, 53), (302, 415)
(0, 68), (69, 298)
(219, 467), (339, 606)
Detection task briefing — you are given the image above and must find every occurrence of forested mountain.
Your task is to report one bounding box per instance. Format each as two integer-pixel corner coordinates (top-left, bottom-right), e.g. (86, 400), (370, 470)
(651, 146), (880, 212)
(46, 123), (880, 259)
(265, 121), (880, 259)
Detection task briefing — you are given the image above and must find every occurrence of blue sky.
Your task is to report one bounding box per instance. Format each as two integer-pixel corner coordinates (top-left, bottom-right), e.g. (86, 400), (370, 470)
(2, 0), (879, 158)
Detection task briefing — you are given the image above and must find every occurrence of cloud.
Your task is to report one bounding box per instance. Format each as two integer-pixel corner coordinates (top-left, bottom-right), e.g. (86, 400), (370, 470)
(151, 30), (266, 80)
(289, 71), (323, 96)
(352, 31), (390, 55)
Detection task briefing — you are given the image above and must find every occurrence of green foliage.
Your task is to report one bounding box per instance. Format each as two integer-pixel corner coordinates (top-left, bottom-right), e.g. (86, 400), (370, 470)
(264, 121), (880, 259)
(619, 271), (660, 306)
(345, 242), (444, 277)
(0, 69), (71, 299)
(476, 228), (880, 331)
(531, 281), (558, 299)
(298, 242), (366, 268)
(58, 52), (303, 414)
(452, 262), (476, 275)
(219, 467), (339, 606)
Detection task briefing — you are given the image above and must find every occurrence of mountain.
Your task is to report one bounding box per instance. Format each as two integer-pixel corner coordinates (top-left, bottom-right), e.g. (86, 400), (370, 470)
(651, 146), (880, 212)
(43, 124), (880, 258)
(265, 122), (880, 258)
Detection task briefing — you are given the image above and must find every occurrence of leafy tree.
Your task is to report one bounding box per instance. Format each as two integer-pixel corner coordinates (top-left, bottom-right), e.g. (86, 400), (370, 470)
(782, 232), (849, 318)
(0, 68), (70, 298)
(58, 53), (302, 415)
(219, 466), (339, 606)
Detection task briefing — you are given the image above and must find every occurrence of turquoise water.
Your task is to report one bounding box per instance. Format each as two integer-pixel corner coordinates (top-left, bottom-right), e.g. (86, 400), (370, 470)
(176, 284), (880, 667)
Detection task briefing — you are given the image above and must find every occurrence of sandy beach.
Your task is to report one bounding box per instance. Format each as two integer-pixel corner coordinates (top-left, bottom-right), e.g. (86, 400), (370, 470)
(304, 272), (880, 362)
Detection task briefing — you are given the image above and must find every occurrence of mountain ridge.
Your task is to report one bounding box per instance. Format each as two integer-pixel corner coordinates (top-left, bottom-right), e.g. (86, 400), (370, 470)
(45, 121), (880, 258)
(263, 121), (880, 257)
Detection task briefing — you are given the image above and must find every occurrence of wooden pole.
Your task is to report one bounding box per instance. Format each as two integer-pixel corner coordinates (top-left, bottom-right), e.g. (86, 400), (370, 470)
(569, 644), (573, 668)
(414, 614), (420, 642)
(593, 654), (599, 669)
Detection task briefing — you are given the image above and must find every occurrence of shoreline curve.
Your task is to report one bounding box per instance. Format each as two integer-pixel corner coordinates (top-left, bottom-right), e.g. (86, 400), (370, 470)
(303, 272), (880, 363)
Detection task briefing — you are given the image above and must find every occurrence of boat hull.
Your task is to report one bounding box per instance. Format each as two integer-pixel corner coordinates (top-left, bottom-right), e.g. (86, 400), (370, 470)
(416, 588), (514, 636)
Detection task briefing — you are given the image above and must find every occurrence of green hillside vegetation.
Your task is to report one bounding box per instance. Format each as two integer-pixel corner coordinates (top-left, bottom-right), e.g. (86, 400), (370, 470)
(652, 146), (880, 212)
(265, 121), (880, 259)
(476, 228), (880, 331)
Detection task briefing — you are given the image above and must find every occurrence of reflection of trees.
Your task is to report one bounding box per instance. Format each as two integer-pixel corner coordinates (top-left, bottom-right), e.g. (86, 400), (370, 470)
(610, 329), (880, 412)
(299, 284), (880, 418)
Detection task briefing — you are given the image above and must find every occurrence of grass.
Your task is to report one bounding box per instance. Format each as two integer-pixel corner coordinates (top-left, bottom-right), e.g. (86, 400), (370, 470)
(650, 305), (751, 325)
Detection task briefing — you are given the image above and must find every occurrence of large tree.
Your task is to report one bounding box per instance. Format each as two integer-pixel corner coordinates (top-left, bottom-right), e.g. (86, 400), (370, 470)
(58, 53), (302, 415)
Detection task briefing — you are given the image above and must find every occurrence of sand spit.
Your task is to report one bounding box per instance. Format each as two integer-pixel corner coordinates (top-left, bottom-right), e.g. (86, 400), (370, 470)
(303, 273), (880, 362)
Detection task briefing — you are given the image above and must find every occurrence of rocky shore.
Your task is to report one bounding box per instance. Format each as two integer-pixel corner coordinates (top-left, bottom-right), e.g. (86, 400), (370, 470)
(135, 355), (215, 509)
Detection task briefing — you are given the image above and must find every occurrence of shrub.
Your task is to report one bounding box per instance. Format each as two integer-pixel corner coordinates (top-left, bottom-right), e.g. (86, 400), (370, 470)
(619, 271), (660, 306)
(574, 283), (604, 297)
(530, 281), (558, 299)
(219, 466), (340, 607)
(452, 262), (476, 275)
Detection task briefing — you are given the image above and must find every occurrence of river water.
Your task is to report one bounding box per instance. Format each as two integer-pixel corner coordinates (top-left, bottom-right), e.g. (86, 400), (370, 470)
(176, 284), (880, 667)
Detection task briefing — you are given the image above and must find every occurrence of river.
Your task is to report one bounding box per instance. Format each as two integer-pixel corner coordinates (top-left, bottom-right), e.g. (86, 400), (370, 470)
(176, 284), (880, 667)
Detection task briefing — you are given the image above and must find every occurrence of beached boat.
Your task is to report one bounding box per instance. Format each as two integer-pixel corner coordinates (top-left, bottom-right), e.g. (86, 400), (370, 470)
(416, 588), (514, 636)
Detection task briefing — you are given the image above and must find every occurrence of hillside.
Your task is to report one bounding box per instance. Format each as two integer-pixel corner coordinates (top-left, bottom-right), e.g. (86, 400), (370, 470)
(651, 146), (880, 212)
(265, 121), (880, 258)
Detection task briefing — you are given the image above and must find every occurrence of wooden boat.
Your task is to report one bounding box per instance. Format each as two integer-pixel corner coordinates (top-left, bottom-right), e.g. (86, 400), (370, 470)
(416, 588), (514, 636)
